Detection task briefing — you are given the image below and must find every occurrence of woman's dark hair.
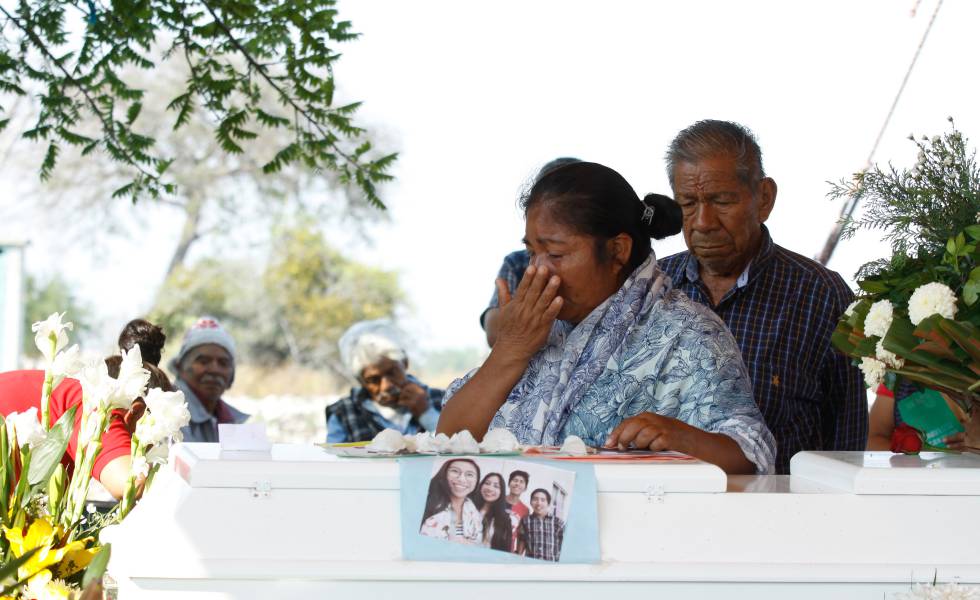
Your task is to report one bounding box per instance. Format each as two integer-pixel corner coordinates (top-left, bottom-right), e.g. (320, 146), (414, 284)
(420, 458), (481, 526)
(118, 319), (167, 367)
(104, 356), (174, 393)
(530, 488), (552, 504)
(471, 472), (512, 551)
(520, 162), (682, 272)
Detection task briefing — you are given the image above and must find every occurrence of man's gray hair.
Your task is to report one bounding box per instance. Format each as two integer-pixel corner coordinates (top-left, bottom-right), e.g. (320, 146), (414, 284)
(665, 120), (766, 189)
(338, 319), (408, 380)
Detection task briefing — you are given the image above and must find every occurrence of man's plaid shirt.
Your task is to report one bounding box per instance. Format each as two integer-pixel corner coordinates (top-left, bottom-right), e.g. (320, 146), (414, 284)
(659, 226), (867, 473)
(521, 513), (564, 562)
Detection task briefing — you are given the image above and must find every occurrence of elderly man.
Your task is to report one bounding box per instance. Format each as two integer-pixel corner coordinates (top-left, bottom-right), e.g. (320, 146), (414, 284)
(658, 120), (866, 474)
(169, 316), (248, 443)
(326, 320), (444, 443)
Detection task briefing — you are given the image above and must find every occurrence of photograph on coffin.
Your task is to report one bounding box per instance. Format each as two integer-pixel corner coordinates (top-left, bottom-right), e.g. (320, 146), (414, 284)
(418, 457), (575, 561)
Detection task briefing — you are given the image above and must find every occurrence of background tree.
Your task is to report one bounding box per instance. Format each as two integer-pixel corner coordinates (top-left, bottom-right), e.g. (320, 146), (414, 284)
(0, 0), (395, 205)
(21, 273), (92, 358)
(11, 57), (389, 281)
(150, 220), (403, 375)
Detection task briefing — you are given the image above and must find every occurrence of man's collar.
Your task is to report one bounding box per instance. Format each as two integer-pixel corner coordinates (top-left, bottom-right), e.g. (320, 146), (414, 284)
(176, 378), (248, 425)
(681, 225), (775, 287)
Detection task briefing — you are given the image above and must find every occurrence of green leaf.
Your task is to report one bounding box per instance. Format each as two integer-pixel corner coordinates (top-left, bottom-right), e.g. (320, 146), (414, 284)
(82, 544), (111, 589)
(858, 280), (890, 294)
(965, 225), (980, 241)
(126, 101), (143, 125)
(27, 405), (76, 486)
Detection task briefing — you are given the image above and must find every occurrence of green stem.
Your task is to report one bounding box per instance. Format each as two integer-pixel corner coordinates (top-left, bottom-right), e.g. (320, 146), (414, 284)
(39, 335), (57, 431)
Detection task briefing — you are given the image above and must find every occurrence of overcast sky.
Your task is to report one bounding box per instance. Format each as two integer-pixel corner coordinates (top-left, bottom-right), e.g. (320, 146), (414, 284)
(5, 0), (979, 357)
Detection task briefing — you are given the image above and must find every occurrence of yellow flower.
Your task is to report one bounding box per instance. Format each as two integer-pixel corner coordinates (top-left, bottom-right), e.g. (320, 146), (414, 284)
(2, 518), (88, 581)
(25, 569), (75, 600)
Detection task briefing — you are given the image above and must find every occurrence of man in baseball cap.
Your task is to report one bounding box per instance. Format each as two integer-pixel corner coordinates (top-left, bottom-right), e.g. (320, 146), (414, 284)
(169, 316), (248, 442)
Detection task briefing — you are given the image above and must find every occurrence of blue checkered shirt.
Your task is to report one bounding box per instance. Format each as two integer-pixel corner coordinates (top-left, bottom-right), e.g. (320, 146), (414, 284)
(658, 226), (867, 473)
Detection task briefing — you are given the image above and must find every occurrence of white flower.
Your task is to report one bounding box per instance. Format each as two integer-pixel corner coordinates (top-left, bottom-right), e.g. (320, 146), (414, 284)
(26, 571), (74, 600)
(367, 428), (407, 453)
(31, 312), (72, 362)
(944, 156), (954, 167)
(415, 432), (451, 453)
(136, 388), (190, 446)
(864, 300), (894, 338)
(78, 358), (116, 413)
(5, 408), (45, 448)
(908, 282), (958, 325)
(50, 344), (84, 388)
(448, 430), (480, 454)
(560, 435), (588, 455)
(479, 428), (520, 453)
(875, 340), (905, 369)
(931, 135), (941, 144)
(130, 455), (150, 479)
(843, 300), (861, 318)
(112, 345), (150, 410)
(145, 442), (171, 465)
(859, 357), (887, 388)
(895, 582), (980, 599)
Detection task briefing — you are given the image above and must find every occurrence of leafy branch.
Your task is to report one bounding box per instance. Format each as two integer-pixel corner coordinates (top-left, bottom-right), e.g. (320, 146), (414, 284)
(0, 0), (396, 206)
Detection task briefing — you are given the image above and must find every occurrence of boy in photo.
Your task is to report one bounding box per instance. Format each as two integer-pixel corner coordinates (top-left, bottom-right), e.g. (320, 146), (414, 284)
(520, 488), (565, 562)
(505, 470), (529, 552)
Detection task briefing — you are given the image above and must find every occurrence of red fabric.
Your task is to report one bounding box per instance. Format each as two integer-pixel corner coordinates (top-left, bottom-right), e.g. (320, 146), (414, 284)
(876, 383), (895, 398)
(0, 370), (132, 480)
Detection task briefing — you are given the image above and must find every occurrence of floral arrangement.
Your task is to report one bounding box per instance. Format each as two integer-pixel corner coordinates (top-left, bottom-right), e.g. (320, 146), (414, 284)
(0, 312), (190, 598)
(829, 119), (980, 452)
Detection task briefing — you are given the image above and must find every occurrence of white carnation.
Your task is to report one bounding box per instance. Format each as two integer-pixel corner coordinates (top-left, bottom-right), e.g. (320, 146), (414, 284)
(560, 435), (588, 455)
(859, 357), (887, 388)
(367, 428), (407, 453)
(415, 432), (451, 453)
(479, 428), (520, 453)
(908, 282), (958, 325)
(864, 300), (894, 338)
(875, 340), (904, 369)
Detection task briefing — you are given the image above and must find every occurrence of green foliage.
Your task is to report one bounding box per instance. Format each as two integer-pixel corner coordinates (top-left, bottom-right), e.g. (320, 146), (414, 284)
(0, 0), (396, 206)
(22, 274), (91, 358)
(151, 221), (403, 370)
(830, 119), (980, 260)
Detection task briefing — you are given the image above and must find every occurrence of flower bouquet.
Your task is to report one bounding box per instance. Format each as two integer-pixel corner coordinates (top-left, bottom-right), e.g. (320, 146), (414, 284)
(1, 312), (189, 598)
(830, 119), (980, 453)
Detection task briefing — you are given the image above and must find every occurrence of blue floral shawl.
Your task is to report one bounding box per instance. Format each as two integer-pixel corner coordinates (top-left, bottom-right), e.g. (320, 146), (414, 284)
(445, 252), (776, 473)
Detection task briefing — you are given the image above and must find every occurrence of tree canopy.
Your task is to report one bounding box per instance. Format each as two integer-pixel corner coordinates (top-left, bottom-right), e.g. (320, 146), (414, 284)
(0, 0), (395, 205)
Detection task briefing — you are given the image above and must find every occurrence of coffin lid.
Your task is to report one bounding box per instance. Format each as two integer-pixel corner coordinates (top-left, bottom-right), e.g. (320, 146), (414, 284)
(790, 451), (980, 495)
(173, 443), (727, 493)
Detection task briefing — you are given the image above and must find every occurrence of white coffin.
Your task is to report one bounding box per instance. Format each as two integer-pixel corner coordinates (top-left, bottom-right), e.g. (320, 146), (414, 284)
(790, 450), (980, 495)
(105, 445), (980, 599)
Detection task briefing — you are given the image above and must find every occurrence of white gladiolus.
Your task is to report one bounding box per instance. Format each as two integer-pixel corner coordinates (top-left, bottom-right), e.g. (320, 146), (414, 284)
(136, 388), (190, 446)
(859, 357), (887, 388)
(31, 312), (72, 362)
(50, 344), (85, 389)
(5, 408), (45, 448)
(843, 300), (859, 318)
(864, 300), (894, 338)
(112, 345), (150, 409)
(908, 282), (958, 325)
(130, 455), (150, 479)
(875, 340), (905, 369)
(78, 358), (116, 413)
(145, 443), (171, 465)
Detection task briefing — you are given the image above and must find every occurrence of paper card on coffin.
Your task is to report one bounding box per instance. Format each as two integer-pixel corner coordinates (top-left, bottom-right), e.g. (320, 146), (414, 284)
(790, 450), (980, 495)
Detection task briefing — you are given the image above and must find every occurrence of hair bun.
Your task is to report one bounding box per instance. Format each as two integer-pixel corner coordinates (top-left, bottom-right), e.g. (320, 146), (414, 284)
(641, 193), (682, 240)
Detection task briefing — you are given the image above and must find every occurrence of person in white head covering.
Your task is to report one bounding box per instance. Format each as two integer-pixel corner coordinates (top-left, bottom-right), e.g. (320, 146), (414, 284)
(326, 319), (444, 443)
(169, 316), (249, 442)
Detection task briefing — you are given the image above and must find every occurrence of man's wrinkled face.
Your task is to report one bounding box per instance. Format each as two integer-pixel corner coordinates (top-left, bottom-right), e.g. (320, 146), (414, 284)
(530, 491), (550, 516)
(672, 154), (773, 277)
(360, 356), (408, 407)
(180, 344), (233, 405)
